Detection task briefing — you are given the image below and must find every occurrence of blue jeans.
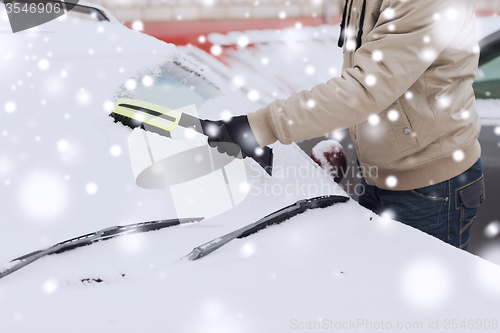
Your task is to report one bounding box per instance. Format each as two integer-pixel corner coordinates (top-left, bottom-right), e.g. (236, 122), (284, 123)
(359, 158), (485, 251)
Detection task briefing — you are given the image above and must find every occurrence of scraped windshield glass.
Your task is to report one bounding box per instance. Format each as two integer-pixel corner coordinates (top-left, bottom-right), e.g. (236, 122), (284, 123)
(119, 61), (222, 110)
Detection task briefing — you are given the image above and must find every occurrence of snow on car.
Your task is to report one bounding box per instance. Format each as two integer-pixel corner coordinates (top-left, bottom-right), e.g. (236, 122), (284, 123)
(1, 3), (500, 332)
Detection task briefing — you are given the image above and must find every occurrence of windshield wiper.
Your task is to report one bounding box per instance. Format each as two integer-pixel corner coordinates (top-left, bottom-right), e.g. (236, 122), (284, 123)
(188, 195), (349, 260)
(0, 217), (203, 280)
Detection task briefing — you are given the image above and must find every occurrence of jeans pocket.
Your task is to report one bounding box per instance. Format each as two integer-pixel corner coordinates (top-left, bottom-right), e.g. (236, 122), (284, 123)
(459, 176), (485, 208)
(458, 175), (485, 250)
(410, 182), (447, 201)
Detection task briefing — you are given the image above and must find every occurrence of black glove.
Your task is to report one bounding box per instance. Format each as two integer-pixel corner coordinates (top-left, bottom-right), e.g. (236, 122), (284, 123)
(202, 115), (261, 158)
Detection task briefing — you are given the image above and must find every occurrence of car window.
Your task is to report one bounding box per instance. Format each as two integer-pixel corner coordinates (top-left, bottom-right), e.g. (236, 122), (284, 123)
(118, 61), (222, 110)
(474, 54), (500, 99)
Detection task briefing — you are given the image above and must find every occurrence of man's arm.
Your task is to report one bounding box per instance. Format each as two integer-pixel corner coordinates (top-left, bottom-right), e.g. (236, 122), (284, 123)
(247, 0), (469, 147)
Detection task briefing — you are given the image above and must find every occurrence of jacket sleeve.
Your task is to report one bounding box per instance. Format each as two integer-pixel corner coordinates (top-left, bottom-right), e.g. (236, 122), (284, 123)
(247, 0), (468, 146)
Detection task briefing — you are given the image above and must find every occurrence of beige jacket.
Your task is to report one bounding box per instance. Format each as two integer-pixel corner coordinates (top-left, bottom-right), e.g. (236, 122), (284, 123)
(248, 0), (481, 190)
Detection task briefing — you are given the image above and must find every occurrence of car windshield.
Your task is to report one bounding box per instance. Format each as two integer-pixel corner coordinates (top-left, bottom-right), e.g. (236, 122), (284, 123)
(119, 61), (222, 110)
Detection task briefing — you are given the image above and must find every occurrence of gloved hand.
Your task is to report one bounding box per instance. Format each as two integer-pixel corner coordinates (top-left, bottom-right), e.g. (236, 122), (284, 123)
(202, 115), (261, 158)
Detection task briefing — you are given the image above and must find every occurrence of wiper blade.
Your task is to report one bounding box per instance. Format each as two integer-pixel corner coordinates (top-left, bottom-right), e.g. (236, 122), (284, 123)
(0, 217), (203, 280)
(188, 195), (349, 260)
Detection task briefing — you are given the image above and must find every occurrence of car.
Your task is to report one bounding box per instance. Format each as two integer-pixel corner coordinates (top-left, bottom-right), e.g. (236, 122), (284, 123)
(1, 3), (499, 331)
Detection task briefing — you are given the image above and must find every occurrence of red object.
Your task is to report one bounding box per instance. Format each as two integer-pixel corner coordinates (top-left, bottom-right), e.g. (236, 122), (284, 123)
(311, 140), (347, 183)
(125, 16), (342, 52)
(126, 12), (497, 52)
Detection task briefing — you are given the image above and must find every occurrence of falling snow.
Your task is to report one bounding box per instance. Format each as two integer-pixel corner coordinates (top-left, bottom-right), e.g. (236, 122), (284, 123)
(388, 110), (399, 121)
(386, 176), (398, 188)
(237, 36), (250, 48)
(4, 101), (16, 113)
(57, 140), (69, 152)
(453, 150), (464, 162)
(485, 221), (500, 239)
(132, 20), (144, 31)
(110, 145), (122, 157)
(0, 12), (498, 331)
(247, 89), (260, 101)
(142, 75), (154, 87)
(368, 114), (380, 126)
(85, 182), (98, 195)
(210, 45), (222, 56)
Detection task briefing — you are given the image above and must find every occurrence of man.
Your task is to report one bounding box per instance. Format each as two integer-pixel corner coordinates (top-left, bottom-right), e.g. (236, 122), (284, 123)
(209, 0), (485, 250)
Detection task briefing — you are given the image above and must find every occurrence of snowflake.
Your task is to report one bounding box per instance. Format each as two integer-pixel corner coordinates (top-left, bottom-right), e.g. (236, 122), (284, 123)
(142, 75), (154, 87)
(37, 58), (50, 71)
(446, 8), (458, 20)
(110, 145), (122, 157)
(247, 89), (260, 101)
(279, 11), (287, 19)
(386, 175), (397, 188)
(19, 171), (68, 220)
(372, 50), (383, 61)
(368, 114), (380, 125)
(400, 259), (452, 310)
(232, 75), (246, 89)
(220, 110), (232, 121)
(305, 65), (315, 75)
(239, 241), (256, 258)
(485, 221), (500, 239)
(365, 75), (377, 86)
(42, 279), (59, 294)
(132, 20), (144, 31)
(345, 40), (356, 51)
(388, 110), (399, 121)
(125, 79), (137, 91)
(453, 150), (464, 162)
(77, 88), (91, 104)
(383, 8), (395, 19)
(237, 36), (249, 48)
(210, 45), (222, 56)
(438, 96), (451, 108)
(4, 101), (16, 113)
(85, 182), (98, 195)
(380, 209), (395, 220)
(103, 100), (114, 112)
(57, 140), (69, 152)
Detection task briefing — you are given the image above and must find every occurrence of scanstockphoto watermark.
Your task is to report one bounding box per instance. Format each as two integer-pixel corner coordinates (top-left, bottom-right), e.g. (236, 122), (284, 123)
(290, 319), (424, 330)
(248, 178), (366, 197)
(248, 162), (378, 197)
(289, 318), (499, 330)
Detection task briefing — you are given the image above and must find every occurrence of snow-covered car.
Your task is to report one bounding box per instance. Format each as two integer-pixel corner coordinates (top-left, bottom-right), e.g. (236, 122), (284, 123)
(1, 3), (500, 332)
